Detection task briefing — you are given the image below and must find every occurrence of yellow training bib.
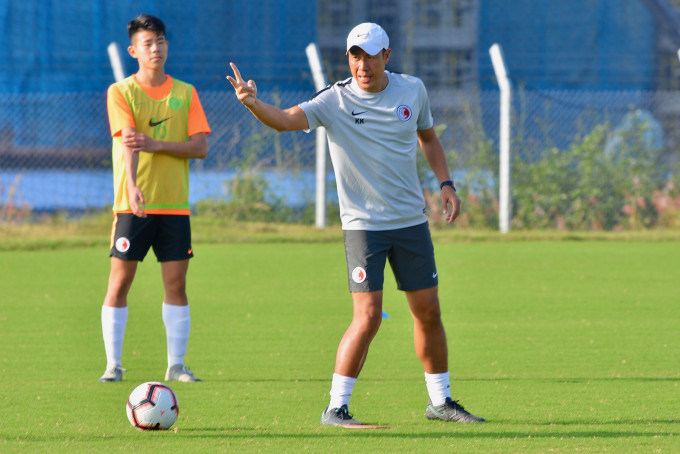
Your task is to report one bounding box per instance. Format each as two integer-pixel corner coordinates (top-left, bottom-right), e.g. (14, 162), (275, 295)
(111, 76), (193, 214)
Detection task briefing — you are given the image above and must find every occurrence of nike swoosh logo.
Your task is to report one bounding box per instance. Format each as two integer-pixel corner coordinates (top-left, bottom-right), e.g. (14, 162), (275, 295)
(149, 117), (171, 127)
(428, 403), (458, 420)
(351, 110), (367, 116)
(429, 406), (450, 419)
(432, 272), (438, 278)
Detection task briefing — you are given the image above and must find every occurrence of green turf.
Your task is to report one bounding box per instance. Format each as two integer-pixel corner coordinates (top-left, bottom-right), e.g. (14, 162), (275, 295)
(0, 239), (678, 453)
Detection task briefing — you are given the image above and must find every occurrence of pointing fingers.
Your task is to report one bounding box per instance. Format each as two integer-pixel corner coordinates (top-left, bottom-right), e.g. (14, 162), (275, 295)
(226, 62), (257, 107)
(230, 62), (242, 83)
(226, 63), (239, 88)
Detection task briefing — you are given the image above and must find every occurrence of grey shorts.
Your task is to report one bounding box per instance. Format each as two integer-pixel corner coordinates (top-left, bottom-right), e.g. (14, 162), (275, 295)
(343, 221), (438, 292)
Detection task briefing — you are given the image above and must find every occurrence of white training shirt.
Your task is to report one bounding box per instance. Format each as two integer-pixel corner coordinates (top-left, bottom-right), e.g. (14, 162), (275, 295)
(299, 71), (434, 230)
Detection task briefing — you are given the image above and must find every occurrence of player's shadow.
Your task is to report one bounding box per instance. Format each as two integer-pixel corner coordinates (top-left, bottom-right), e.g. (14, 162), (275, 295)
(178, 422), (678, 440)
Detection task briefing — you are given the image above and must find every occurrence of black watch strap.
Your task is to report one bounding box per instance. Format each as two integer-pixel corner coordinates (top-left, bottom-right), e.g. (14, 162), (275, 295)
(439, 180), (456, 191)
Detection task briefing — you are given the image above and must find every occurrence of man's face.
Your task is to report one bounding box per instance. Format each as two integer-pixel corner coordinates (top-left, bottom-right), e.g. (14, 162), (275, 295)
(348, 47), (391, 93)
(128, 30), (168, 70)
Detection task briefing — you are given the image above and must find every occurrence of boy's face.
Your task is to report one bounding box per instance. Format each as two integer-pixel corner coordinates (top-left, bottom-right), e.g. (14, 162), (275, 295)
(128, 30), (168, 71)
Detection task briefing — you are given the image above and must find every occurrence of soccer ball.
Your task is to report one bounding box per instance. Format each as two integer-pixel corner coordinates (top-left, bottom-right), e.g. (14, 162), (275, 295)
(126, 381), (179, 431)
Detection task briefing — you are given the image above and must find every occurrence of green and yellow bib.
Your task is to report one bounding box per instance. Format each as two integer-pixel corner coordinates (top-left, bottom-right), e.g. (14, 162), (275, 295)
(112, 76), (193, 214)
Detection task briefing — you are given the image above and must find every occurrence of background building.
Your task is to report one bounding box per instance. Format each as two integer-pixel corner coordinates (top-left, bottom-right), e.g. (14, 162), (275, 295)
(5, 0), (680, 95)
(316, 0), (477, 91)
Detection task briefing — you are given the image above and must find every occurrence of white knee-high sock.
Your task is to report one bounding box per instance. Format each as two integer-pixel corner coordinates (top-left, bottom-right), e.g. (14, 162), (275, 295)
(328, 373), (357, 409)
(162, 303), (190, 368)
(101, 305), (128, 368)
(425, 371), (451, 406)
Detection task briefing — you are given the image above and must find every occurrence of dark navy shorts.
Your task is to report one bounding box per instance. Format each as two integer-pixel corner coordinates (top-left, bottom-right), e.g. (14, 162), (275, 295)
(343, 221), (438, 293)
(110, 213), (193, 262)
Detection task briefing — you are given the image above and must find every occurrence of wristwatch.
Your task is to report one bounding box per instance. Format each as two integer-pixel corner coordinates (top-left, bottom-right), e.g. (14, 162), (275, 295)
(439, 180), (456, 191)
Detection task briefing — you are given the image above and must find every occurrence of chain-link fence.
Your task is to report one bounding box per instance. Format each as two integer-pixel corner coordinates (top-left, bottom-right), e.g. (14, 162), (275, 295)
(443, 89), (680, 230)
(1, 88), (679, 229)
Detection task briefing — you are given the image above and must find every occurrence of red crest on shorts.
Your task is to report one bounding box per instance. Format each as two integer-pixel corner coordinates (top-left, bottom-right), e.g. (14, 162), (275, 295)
(115, 237), (130, 253)
(352, 266), (367, 284)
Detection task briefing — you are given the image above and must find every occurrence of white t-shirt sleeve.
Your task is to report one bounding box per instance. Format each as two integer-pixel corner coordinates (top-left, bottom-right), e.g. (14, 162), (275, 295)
(416, 78), (434, 131)
(298, 86), (338, 132)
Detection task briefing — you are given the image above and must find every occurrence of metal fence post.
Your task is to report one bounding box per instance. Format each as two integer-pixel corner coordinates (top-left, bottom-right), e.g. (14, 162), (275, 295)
(305, 43), (329, 229)
(489, 43), (511, 234)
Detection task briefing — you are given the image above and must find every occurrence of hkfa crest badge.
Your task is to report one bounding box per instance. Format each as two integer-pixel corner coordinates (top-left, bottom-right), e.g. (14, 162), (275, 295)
(396, 105), (412, 121)
(352, 266), (367, 284)
(115, 237), (131, 253)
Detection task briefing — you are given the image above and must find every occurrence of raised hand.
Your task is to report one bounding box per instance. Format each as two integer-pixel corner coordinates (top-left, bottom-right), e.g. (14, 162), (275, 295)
(226, 62), (257, 108)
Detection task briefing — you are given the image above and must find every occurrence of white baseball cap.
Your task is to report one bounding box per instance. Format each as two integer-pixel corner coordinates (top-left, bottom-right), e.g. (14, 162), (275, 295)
(346, 22), (389, 56)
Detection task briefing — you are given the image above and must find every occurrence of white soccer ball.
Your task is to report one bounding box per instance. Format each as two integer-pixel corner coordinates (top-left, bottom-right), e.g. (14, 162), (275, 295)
(126, 381), (179, 431)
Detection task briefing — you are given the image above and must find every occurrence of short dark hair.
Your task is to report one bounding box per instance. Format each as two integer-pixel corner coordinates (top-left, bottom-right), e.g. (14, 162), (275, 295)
(127, 14), (166, 41)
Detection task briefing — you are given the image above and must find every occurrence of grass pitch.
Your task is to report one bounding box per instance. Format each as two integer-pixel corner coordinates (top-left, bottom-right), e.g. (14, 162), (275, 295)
(0, 234), (678, 453)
